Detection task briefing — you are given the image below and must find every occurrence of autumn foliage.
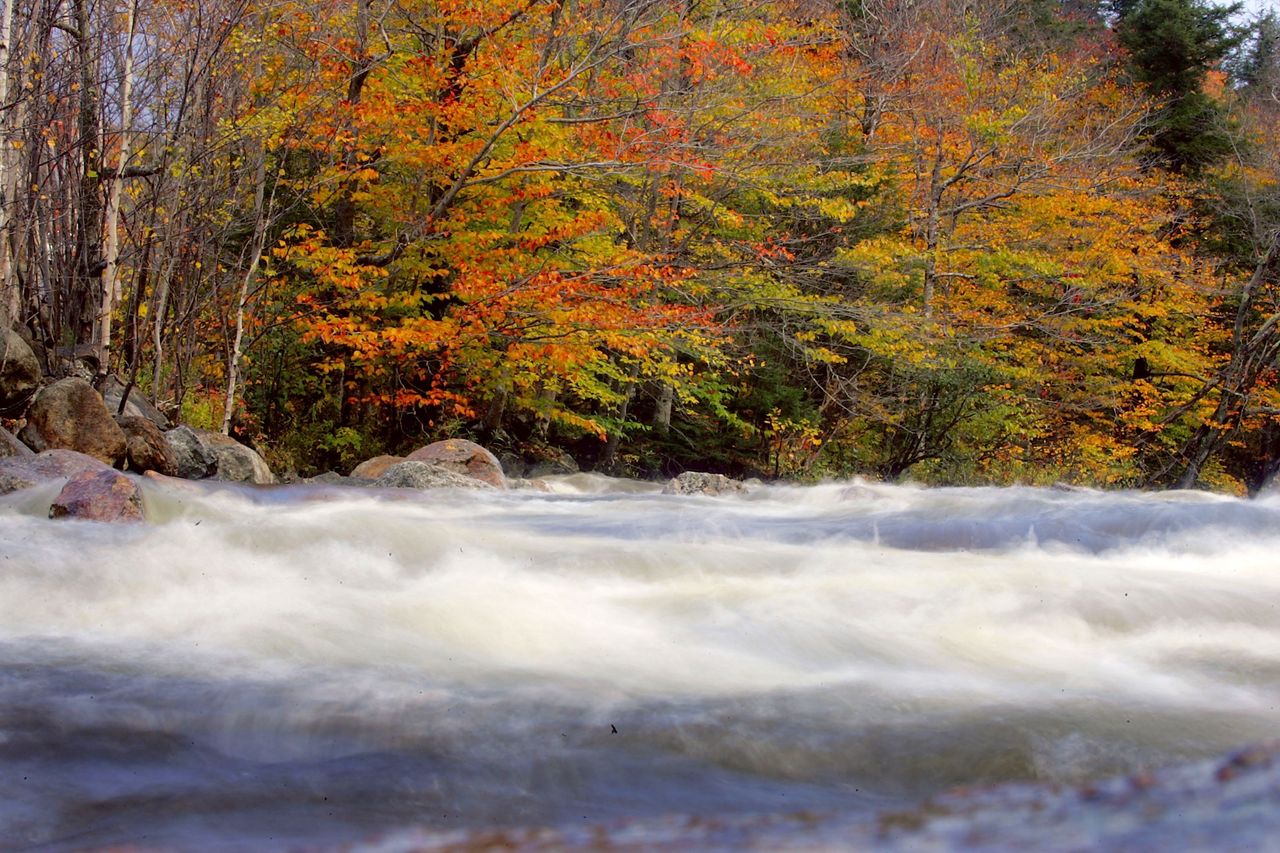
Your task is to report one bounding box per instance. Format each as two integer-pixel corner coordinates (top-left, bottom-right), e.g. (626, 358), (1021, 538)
(5, 0), (1279, 489)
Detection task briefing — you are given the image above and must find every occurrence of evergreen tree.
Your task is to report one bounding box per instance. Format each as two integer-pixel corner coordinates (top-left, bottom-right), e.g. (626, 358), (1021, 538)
(1115, 0), (1243, 172)
(1234, 10), (1279, 94)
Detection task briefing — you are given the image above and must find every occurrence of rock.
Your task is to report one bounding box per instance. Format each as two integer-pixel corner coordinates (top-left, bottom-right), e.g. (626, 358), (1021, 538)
(197, 429), (275, 484)
(21, 378), (127, 465)
(164, 426), (220, 479)
(116, 415), (178, 476)
(527, 451), (579, 478)
(0, 325), (40, 414)
(100, 375), (170, 429)
(304, 471), (374, 486)
(0, 425), (33, 459)
(0, 449), (112, 495)
(498, 452), (528, 479)
(405, 439), (506, 488)
(662, 471), (746, 496)
(373, 460), (495, 490)
(350, 454), (405, 479)
(49, 469), (144, 523)
(510, 477), (554, 493)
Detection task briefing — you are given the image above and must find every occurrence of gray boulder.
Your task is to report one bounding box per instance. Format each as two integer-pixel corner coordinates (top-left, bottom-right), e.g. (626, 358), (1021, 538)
(164, 426), (219, 479)
(662, 471), (746, 496)
(0, 325), (40, 414)
(117, 415), (178, 476)
(405, 439), (506, 488)
(20, 379), (127, 465)
(374, 460), (495, 490)
(49, 469), (145, 523)
(527, 451), (579, 478)
(100, 375), (170, 428)
(197, 429), (275, 484)
(0, 425), (33, 460)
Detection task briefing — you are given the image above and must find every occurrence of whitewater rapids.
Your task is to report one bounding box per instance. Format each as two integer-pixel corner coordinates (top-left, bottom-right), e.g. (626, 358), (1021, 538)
(2, 475), (1280, 849)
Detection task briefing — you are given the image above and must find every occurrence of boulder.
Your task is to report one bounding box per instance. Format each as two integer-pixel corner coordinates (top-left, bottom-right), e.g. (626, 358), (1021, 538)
(662, 471), (746, 497)
(0, 425), (33, 460)
(100, 375), (170, 429)
(198, 429), (275, 484)
(405, 439), (506, 488)
(164, 426), (219, 479)
(527, 451), (579, 478)
(0, 325), (40, 414)
(373, 460), (495, 491)
(49, 469), (145, 523)
(0, 449), (112, 495)
(20, 378), (127, 465)
(117, 415), (178, 476)
(350, 454), (405, 479)
(304, 471), (374, 486)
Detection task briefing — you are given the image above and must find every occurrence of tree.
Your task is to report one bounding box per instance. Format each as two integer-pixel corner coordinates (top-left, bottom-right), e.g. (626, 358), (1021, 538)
(1115, 0), (1242, 172)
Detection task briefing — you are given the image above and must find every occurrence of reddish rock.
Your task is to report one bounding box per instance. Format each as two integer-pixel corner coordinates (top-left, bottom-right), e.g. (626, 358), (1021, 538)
(405, 439), (506, 488)
(22, 378), (127, 465)
(48, 469), (145, 523)
(0, 449), (111, 494)
(350, 454), (404, 479)
(117, 415), (178, 476)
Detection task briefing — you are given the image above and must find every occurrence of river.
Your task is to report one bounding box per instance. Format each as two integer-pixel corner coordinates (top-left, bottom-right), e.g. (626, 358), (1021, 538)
(2, 475), (1279, 850)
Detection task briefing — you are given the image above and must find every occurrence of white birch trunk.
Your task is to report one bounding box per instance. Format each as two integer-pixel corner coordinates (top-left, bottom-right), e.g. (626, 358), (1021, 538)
(97, 0), (137, 365)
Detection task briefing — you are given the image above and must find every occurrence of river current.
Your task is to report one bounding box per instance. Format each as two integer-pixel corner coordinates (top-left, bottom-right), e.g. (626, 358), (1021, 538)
(2, 475), (1279, 849)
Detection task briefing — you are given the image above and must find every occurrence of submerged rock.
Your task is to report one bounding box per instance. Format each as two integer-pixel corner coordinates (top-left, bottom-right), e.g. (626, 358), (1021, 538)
(405, 439), (506, 488)
(374, 460), (495, 490)
(350, 454), (404, 479)
(49, 469), (144, 523)
(662, 471), (746, 496)
(359, 742), (1280, 851)
(20, 378), (127, 465)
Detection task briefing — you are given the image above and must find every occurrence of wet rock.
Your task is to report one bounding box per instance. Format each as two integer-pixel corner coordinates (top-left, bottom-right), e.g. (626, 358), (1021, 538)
(350, 454), (405, 479)
(49, 469), (144, 523)
(510, 477), (553, 493)
(526, 451), (579, 478)
(304, 471), (374, 487)
(164, 426), (219, 479)
(20, 378), (127, 465)
(117, 415), (178, 476)
(0, 449), (112, 495)
(0, 325), (40, 414)
(662, 471), (746, 496)
(197, 430), (275, 484)
(374, 460), (495, 490)
(0, 425), (33, 459)
(99, 375), (170, 429)
(405, 439), (506, 488)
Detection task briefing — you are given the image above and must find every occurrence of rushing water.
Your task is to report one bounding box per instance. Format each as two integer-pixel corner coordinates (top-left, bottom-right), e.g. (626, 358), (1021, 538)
(3, 475), (1280, 850)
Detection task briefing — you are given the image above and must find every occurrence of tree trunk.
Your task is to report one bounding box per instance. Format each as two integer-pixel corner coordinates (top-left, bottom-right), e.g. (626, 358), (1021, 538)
(97, 0), (137, 371)
(221, 146), (270, 435)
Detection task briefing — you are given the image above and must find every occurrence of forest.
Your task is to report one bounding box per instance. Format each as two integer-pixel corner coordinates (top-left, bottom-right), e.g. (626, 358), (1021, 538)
(0, 0), (1278, 491)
